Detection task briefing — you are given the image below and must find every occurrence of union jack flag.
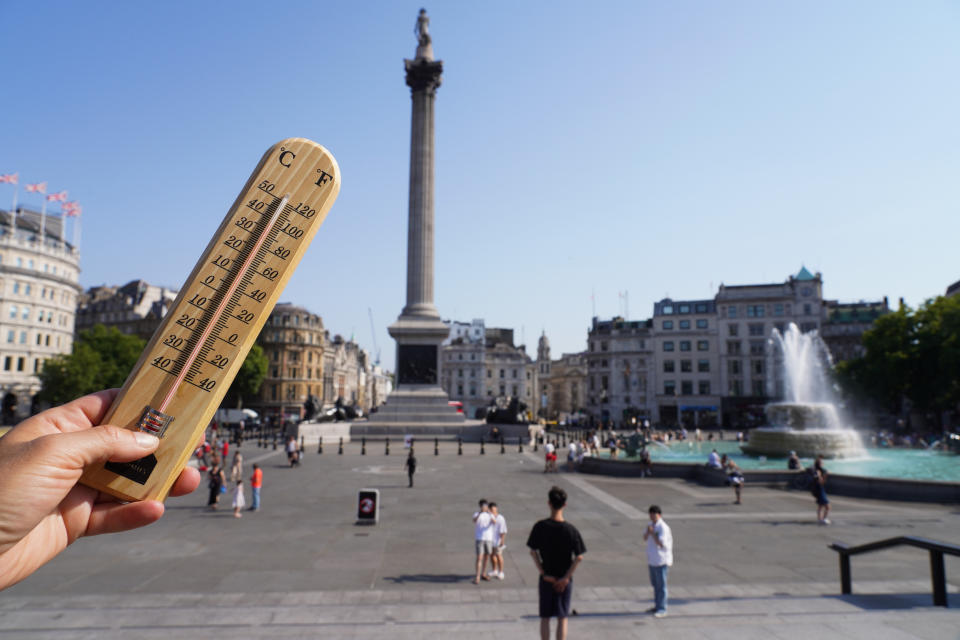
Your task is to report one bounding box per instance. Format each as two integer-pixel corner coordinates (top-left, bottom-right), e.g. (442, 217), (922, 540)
(46, 191), (68, 202)
(0, 173), (17, 184)
(25, 182), (46, 193)
(63, 202), (82, 217)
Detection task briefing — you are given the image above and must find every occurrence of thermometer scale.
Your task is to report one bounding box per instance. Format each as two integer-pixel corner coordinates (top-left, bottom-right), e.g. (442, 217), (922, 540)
(80, 138), (340, 502)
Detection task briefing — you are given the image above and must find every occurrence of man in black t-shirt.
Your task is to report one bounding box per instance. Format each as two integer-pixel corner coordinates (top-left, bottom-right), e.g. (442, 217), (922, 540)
(527, 486), (586, 640)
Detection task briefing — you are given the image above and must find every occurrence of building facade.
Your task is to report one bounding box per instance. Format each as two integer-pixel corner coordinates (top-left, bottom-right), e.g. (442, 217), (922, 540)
(585, 316), (654, 427)
(75, 279), (178, 341)
(0, 209), (81, 421)
(651, 299), (720, 427)
(820, 298), (890, 363)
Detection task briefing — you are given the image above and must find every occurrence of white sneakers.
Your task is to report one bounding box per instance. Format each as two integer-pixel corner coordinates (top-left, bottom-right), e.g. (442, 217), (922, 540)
(486, 570), (505, 580)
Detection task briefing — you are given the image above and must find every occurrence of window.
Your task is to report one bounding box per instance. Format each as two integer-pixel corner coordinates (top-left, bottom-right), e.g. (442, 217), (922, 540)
(679, 304), (691, 314)
(696, 319), (708, 329)
(752, 360), (764, 375)
(8, 305), (16, 319)
(698, 359), (710, 372)
(699, 381), (711, 395)
(801, 287), (812, 296)
(663, 341), (674, 352)
(663, 360), (675, 373)
(662, 320), (673, 330)
(664, 380), (676, 395)
(457, 384), (463, 396)
(695, 303), (708, 313)
(746, 304), (765, 317)
(470, 386), (476, 396)
(487, 369), (492, 378)
(2, 357), (10, 370)
(729, 380), (742, 396)
(499, 369), (504, 378)
(499, 384), (505, 395)
(729, 360), (741, 375)
(728, 324), (739, 336)
(748, 323), (764, 337)
(727, 340), (741, 355)
(752, 380), (765, 396)
(512, 369), (518, 378)
(24, 284), (30, 295)
(727, 306), (737, 318)
(600, 341), (608, 351)
(749, 341), (765, 356)
(662, 305), (674, 315)
(679, 341), (691, 352)
(773, 303), (784, 316)
(679, 320), (690, 330)
(16, 357), (24, 372)
(12, 283), (19, 294)
(697, 340), (709, 351)
(19, 331), (26, 344)
(458, 368), (463, 378)
(680, 360), (692, 373)
(804, 303), (812, 315)
(681, 381), (693, 395)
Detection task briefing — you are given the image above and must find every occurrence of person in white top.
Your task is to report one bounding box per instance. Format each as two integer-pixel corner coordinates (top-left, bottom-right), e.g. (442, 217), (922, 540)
(643, 505), (673, 618)
(487, 502), (508, 580)
(472, 499), (496, 584)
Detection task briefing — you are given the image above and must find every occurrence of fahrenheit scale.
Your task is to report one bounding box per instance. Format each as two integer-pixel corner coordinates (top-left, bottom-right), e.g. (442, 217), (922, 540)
(80, 138), (340, 502)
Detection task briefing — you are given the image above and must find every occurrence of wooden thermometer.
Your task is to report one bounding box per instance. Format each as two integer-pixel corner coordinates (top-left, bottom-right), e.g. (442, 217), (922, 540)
(80, 137), (340, 502)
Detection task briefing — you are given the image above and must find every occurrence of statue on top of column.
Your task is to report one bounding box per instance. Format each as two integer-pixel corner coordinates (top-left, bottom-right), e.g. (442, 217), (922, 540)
(414, 8), (434, 61)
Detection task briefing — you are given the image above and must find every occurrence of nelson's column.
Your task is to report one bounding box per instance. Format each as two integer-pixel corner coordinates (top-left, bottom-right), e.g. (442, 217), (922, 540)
(365, 10), (464, 434)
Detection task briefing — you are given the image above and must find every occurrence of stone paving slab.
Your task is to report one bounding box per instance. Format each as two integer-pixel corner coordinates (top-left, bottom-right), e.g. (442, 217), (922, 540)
(2, 442), (959, 637)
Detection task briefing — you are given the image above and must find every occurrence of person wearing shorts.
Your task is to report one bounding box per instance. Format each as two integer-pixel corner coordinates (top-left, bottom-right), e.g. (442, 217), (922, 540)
(473, 499), (495, 584)
(488, 502), (508, 579)
(527, 486), (586, 640)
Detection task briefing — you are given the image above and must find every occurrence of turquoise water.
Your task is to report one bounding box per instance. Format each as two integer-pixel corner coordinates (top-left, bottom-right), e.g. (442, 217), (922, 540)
(611, 440), (960, 482)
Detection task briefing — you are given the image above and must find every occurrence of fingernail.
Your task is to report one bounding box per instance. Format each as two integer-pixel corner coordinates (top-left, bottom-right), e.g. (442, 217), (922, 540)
(135, 432), (159, 448)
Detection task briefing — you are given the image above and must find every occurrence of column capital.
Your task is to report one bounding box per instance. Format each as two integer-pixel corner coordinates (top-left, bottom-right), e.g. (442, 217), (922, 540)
(404, 59), (443, 94)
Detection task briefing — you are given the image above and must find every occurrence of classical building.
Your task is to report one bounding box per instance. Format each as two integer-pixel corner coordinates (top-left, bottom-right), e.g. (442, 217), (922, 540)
(535, 330), (587, 422)
(254, 303), (328, 423)
(820, 298), (890, 363)
(651, 299), (720, 428)
(0, 208), (81, 421)
(585, 316), (654, 426)
(946, 279), (960, 298)
(75, 279), (178, 340)
(715, 267), (824, 427)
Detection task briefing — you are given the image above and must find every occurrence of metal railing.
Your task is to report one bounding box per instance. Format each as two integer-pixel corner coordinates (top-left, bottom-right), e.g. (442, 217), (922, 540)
(828, 536), (960, 607)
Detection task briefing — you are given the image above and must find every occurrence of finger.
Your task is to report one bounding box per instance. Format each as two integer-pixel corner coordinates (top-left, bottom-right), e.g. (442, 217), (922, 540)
(169, 466), (201, 497)
(84, 500), (165, 537)
(36, 425), (159, 472)
(1, 389), (120, 444)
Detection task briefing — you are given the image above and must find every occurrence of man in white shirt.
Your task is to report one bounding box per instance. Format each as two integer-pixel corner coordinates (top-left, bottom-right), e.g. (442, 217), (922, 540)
(488, 502), (508, 580)
(706, 449), (722, 469)
(643, 504), (673, 618)
(473, 499), (495, 584)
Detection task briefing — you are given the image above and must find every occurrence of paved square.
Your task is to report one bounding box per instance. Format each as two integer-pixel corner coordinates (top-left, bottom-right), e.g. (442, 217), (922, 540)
(1, 442), (958, 638)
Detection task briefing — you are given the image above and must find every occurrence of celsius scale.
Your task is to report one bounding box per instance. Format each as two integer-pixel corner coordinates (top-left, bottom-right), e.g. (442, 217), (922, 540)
(80, 138), (340, 502)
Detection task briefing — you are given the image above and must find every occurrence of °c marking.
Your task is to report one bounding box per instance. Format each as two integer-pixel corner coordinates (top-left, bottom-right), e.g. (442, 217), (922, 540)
(279, 147), (295, 167)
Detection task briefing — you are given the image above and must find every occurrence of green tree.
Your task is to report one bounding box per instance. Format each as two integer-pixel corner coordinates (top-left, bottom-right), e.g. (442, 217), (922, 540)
(223, 343), (268, 408)
(38, 325), (146, 405)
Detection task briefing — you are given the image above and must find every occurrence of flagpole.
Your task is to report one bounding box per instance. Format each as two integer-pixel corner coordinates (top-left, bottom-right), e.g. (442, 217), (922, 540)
(59, 208), (65, 243)
(10, 183), (17, 234)
(40, 195), (47, 244)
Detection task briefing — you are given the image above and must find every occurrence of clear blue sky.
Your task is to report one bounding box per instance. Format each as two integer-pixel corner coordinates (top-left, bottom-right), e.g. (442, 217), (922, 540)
(2, 1), (958, 362)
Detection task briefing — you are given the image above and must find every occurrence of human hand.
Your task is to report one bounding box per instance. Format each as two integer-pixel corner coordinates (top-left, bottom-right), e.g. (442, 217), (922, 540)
(0, 390), (201, 591)
(553, 577), (569, 593)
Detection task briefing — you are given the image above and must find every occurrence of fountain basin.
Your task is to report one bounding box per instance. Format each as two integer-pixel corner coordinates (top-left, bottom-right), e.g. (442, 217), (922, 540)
(741, 427), (865, 459)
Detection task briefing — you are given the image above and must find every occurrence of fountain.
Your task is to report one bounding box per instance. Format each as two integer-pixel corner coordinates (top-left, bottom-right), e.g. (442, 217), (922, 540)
(741, 323), (865, 459)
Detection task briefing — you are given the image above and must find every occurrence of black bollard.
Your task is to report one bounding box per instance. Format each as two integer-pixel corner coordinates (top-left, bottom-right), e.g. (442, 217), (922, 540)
(361, 436), (366, 455)
(533, 437), (538, 452)
(318, 437), (323, 454)
(480, 437), (485, 455)
(338, 437), (343, 455)
(434, 437), (439, 456)
(385, 438), (390, 455)
(300, 436), (305, 454)
(273, 434), (278, 450)
(500, 437), (505, 454)
(518, 436), (523, 453)
(458, 437), (463, 455)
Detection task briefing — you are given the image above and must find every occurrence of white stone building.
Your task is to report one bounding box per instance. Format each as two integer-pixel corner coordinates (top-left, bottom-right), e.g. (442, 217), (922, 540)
(585, 316), (654, 427)
(0, 209), (81, 421)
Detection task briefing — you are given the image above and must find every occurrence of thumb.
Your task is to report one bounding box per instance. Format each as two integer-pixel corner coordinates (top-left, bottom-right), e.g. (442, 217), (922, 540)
(38, 426), (160, 471)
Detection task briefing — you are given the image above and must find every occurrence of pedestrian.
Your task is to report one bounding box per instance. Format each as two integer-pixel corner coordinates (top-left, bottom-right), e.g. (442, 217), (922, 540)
(544, 440), (555, 473)
(643, 505), (673, 618)
(230, 451), (243, 484)
(473, 499), (495, 584)
(207, 460), (225, 510)
(811, 466), (830, 524)
(489, 502), (508, 580)
(221, 438), (229, 461)
(724, 457), (744, 504)
(405, 450), (417, 487)
(527, 486), (586, 640)
(286, 435), (299, 467)
(232, 478), (246, 518)
(639, 447), (653, 477)
(249, 463), (262, 511)
(706, 449), (722, 469)
(787, 450), (801, 470)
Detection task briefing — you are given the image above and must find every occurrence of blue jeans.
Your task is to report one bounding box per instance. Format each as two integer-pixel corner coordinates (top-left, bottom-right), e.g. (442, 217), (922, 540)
(648, 564), (669, 612)
(252, 487), (261, 510)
